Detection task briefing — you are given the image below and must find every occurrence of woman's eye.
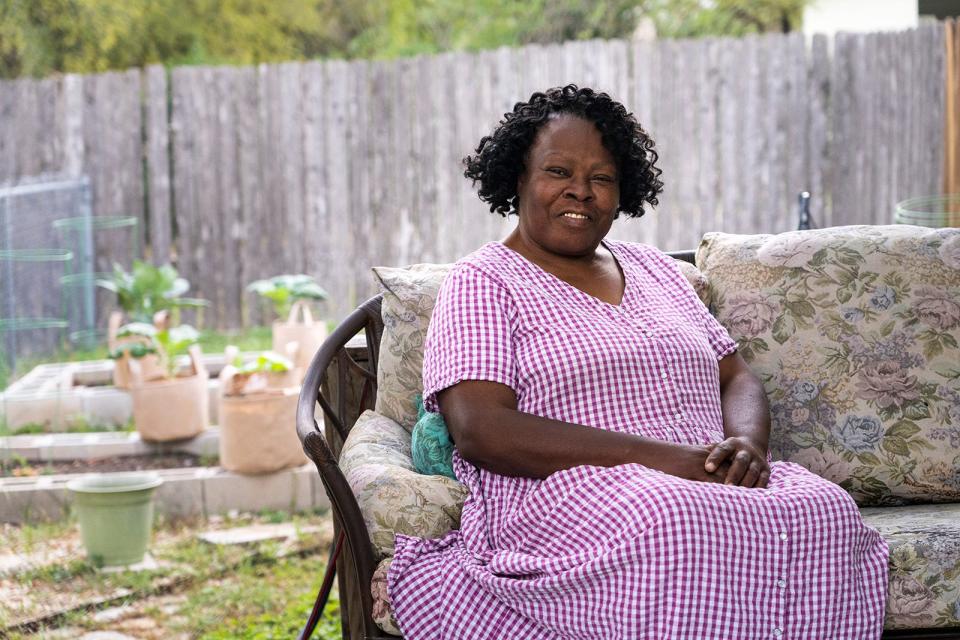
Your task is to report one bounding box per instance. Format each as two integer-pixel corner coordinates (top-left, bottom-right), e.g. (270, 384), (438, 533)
(546, 167), (567, 176)
(593, 175), (615, 182)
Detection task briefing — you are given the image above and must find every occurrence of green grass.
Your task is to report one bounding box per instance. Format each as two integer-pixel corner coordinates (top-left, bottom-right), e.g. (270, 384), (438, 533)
(0, 416), (136, 438)
(3, 512), (340, 638)
(188, 553), (341, 639)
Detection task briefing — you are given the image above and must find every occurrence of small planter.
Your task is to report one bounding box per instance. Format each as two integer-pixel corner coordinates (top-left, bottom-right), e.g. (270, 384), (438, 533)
(108, 312), (165, 389)
(218, 360), (306, 474)
(894, 194), (960, 227)
(272, 300), (327, 377)
(67, 472), (163, 566)
(129, 346), (209, 442)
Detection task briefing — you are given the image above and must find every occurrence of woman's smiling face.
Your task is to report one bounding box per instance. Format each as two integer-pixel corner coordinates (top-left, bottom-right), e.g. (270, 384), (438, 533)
(514, 114), (620, 258)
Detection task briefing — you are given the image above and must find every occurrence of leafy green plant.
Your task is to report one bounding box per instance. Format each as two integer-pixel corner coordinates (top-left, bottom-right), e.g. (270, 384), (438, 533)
(96, 261), (208, 324)
(233, 352), (294, 375)
(109, 321), (200, 378)
(247, 275), (328, 320)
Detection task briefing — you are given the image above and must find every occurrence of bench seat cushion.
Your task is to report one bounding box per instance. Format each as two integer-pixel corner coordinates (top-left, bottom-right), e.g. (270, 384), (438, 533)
(340, 410), (468, 559)
(861, 503), (960, 629)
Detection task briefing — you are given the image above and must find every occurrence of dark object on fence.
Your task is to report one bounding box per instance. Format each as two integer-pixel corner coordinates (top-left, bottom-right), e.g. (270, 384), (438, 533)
(797, 191), (814, 230)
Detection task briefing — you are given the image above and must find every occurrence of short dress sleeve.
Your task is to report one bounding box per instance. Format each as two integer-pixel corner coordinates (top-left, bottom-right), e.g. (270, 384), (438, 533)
(643, 246), (738, 360)
(422, 264), (519, 413)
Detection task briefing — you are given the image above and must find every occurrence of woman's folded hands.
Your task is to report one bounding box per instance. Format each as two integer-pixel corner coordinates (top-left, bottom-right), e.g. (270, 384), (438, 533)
(703, 436), (771, 488)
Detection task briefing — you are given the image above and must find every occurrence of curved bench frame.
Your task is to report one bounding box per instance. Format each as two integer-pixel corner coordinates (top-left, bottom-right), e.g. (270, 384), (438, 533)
(295, 252), (951, 640)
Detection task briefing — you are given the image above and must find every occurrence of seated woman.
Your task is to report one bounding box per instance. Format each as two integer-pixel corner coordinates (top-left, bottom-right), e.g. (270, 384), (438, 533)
(387, 85), (888, 639)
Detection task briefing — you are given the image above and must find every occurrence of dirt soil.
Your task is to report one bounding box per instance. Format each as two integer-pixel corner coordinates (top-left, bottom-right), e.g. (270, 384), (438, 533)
(2, 454), (213, 478)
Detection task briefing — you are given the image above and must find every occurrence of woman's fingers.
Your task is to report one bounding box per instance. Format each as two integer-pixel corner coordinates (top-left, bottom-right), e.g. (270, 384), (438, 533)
(740, 460), (765, 488)
(756, 468), (771, 489)
(724, 449), (753, 485)
(704, 440), (734, 473)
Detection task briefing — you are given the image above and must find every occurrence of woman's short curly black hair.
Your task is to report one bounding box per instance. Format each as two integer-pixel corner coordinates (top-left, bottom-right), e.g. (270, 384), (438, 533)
(463, 85), (663, 218)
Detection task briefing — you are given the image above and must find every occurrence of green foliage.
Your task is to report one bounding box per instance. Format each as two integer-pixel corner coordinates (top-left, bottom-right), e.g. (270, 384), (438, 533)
(0, 0), (361, 78)
(644, 0), (808, 38)
(97, 261), (208, 324)
(247, 274), (328, 320)
(233, 351), (294, 375)
(2, 0), (811, 78)
(111, 320), (200, 378)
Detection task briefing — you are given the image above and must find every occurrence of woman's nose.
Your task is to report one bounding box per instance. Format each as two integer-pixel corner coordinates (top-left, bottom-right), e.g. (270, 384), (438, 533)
(564, 177), (593, 201)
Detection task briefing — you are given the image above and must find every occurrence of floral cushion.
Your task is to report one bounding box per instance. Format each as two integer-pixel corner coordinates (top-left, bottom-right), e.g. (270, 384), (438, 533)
(861, 503), (960, 629)
(697, 225), (960, 506)
(371, 557), (402, 636)
(373, 263), (453, 431)
(340, 409), (468, 559)
(372, 256), (713, 432)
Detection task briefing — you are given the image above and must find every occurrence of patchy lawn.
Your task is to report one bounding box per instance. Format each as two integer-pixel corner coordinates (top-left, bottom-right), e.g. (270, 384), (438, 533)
(1, 510), (341, 639)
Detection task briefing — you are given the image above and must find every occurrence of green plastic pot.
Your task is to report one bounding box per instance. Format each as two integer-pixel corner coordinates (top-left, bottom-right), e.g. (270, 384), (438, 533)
(894, 194), (960, 228)
(67, 473), (163, 566)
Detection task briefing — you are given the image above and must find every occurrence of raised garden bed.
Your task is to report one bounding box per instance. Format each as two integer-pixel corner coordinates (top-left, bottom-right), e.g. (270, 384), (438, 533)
(0, 353), (264, 433)
(2, 453), (214, 478)
(0, 429), (327, 524)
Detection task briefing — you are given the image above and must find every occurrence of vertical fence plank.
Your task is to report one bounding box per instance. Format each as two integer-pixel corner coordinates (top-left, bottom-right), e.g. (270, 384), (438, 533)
(301, 61), (330, 316)
(806, 35), (829, 227)
(697, 38), (722, 238)
(216, 68), (242, 328)
(235, 66), (265, 325)
(145, 66), (172, 265)
(170, 67), (197, 310)
(830, 33), (854, 225)
(191, 67), (219, 326)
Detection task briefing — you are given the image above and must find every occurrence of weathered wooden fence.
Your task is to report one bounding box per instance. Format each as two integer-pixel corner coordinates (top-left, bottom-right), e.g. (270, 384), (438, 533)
(0, 22), (950, 329)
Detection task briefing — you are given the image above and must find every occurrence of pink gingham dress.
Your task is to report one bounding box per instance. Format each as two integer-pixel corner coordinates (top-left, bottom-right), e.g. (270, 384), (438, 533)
(388, 240), (888, 639)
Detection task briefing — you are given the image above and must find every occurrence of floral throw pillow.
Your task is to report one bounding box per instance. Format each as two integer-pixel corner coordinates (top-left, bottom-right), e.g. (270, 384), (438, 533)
(697, 225), (960, 506)
(372, 263), (453, 432)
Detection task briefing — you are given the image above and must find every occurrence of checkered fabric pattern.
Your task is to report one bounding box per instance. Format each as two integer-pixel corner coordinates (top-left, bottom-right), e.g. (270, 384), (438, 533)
(388, 240), (889, 639)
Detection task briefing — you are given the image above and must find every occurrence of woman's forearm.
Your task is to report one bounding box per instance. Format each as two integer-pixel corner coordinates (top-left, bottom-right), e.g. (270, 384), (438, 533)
(456, 405), (684, 478)
(717, 355), (771, 453)
(438, 381), (723, 481)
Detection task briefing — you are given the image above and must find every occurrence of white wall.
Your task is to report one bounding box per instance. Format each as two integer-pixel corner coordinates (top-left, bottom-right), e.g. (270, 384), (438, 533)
(803, 0), (918, 36)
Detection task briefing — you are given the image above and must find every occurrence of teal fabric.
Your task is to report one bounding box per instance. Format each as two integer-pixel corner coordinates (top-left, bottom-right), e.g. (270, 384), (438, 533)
(411, 395), (456, 479)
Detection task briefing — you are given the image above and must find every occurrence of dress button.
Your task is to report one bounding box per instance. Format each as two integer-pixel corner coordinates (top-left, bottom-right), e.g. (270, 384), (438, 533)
(777, 579), (787, 588)
(773, 629), (783, 638)
(661, 371), (668, 379)
(779, 532), (788, 541)
(674, 413), (683, 422)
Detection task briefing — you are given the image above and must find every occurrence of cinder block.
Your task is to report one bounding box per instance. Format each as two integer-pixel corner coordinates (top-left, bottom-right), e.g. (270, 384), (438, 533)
(0, 481), (70, 524)
(291, 465), (317, 511)
(154, 471), (205, 520)
(203, 467), (323, 516)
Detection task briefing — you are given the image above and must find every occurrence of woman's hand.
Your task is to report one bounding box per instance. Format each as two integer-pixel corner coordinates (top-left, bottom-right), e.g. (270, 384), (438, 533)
(661, 443), (733, 484)
(704, 437), (770, 488)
